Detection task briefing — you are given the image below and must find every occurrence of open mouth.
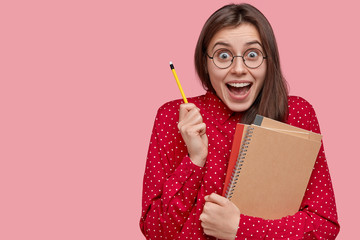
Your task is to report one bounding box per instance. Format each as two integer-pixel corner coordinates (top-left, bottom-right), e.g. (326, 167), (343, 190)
(226, 82), (252, 96)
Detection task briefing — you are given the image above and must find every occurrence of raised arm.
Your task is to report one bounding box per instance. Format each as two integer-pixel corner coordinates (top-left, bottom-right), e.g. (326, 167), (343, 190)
(140, 103), (207, 239)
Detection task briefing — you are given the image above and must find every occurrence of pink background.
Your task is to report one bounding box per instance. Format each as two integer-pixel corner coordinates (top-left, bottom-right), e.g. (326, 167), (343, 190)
(1, 0), (359, 239)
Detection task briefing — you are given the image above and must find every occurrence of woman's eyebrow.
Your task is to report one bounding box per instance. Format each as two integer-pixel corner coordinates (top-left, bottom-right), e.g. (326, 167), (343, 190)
(245, 40), (263, 47)
(211, 40), (263, 51)
(212, 42), (231, 50)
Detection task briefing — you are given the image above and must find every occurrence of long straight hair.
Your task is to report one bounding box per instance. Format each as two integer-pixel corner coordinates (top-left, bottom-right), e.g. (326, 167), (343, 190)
(194, 3), (288, 124)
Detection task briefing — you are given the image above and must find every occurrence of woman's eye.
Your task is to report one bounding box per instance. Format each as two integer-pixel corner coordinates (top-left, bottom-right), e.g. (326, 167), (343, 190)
(247, 51), (259, 58)
(214, 49), (232, 61)
(219, 52), (230, 59)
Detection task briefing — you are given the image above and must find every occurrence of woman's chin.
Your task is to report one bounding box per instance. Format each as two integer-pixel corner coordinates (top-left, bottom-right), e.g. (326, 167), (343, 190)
(223, 91), (253, 113)
(222, 96), (250, 112)
(226, 102), (251, 113)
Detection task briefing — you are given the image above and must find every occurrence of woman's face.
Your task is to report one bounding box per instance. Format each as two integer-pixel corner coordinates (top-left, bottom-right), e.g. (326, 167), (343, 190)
(206, 23), (267, 112)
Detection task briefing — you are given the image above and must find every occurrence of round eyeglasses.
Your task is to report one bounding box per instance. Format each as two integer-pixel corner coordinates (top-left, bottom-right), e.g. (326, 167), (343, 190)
(207, 48), (267, 69)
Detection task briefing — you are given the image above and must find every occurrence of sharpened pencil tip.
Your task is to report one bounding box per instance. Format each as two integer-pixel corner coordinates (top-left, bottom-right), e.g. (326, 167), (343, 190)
(169, 61), (174, 70)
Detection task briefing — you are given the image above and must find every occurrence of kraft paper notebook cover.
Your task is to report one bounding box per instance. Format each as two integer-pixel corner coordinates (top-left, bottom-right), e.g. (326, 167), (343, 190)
(253, 115), (322, 142)
(224, 116), (322, 220)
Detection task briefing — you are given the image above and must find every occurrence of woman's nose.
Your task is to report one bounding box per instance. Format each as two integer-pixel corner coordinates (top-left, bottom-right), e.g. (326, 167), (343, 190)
(230, 56), (247, 74)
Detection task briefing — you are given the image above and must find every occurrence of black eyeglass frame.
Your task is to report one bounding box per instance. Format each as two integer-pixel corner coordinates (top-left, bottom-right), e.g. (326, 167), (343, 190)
(206, 48), (267, 69)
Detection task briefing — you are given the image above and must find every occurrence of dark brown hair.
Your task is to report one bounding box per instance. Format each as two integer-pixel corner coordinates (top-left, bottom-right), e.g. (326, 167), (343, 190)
(194, 3), (288, 124)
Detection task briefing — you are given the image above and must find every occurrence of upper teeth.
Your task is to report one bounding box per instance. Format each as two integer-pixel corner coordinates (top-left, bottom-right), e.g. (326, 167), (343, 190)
(228, 82), (251, 87)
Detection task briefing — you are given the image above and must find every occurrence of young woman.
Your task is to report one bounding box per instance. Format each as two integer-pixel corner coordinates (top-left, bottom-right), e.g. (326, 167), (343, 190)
(140, 4), (340, 239)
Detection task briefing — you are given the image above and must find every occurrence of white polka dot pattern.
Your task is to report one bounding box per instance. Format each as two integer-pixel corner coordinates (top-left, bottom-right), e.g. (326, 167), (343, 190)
(140, 92), (339, 239)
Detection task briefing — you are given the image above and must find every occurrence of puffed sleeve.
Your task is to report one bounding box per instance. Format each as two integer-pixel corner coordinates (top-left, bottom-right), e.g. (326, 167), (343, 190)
(140, 105), (206, 239)
(234, 99), (340, 239)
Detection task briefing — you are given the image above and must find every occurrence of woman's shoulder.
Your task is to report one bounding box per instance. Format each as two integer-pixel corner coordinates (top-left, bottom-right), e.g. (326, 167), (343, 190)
(287, 95), (319, 132)
(157, 94), (207, 114)
(287, 95), (314, 110)
(153, 94), (207, 127)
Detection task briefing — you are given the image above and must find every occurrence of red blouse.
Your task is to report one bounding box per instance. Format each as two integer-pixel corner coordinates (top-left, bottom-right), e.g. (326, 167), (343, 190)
(140, 92), (340, 239)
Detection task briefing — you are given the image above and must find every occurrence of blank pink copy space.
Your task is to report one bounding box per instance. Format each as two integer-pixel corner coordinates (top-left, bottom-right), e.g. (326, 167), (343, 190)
(1, 0), (358, 239)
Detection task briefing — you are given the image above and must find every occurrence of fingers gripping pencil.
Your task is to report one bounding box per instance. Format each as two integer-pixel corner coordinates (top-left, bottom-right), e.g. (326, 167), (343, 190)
(169, 61), (188, 103)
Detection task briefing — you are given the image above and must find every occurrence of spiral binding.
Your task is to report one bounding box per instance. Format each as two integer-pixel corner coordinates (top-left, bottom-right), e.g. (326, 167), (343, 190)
(225, 127), (254, 199)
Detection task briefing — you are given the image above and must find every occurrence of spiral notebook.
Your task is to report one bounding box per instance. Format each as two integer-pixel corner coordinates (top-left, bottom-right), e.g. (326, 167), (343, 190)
(223, 115), (322, 220)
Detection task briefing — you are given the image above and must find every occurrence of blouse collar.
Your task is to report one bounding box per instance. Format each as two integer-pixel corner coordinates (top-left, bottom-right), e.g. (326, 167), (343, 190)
(203, 91), (242, 124)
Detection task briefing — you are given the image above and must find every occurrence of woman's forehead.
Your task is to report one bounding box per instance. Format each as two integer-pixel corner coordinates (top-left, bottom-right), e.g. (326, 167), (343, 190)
(209, 24), (262, 49)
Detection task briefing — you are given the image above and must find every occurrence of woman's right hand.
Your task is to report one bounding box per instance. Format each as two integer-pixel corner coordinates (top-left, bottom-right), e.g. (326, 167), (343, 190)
(178, 103), (208, 167)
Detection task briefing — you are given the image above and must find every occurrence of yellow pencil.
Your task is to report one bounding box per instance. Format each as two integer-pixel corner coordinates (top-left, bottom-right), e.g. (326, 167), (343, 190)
(170, 61), (188, 103)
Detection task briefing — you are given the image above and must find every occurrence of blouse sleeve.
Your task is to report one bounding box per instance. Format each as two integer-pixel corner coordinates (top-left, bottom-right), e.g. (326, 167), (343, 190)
(235, 102), (340, 239)
(140, 107), (206, 239)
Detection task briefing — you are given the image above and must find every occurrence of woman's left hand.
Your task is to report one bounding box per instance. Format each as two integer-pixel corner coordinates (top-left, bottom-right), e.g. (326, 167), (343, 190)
(200, 193), (240, 240)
